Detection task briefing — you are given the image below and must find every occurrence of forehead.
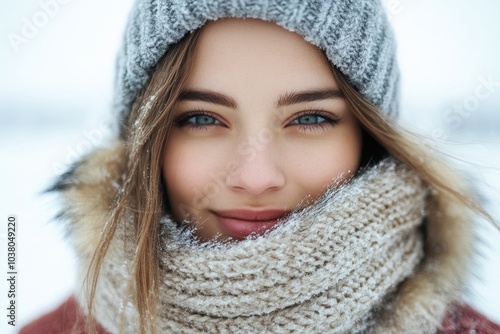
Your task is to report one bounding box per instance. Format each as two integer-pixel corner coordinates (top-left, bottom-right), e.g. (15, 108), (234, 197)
(185, 18), (337, 95)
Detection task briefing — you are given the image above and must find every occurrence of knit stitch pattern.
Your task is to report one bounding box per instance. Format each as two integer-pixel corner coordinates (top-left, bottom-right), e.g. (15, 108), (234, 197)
(114, 0), (400, 127)
(90, 158), (427, 333)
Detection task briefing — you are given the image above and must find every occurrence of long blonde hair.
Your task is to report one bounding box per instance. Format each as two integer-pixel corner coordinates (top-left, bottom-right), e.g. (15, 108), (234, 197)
(84, 27), (492, 334)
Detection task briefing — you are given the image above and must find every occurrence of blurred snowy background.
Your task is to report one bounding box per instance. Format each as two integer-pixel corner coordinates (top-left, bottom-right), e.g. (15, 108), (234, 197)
(0, 0), (498, 333)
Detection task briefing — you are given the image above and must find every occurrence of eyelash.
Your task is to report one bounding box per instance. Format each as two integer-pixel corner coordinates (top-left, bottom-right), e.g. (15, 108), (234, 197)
(174, 108), (341, 132)
(288, 110), (341, 132)
(174, 108), (224, 132)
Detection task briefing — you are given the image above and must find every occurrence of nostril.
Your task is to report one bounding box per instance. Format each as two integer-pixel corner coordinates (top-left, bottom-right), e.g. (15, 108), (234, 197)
(226, 160), (285, 195)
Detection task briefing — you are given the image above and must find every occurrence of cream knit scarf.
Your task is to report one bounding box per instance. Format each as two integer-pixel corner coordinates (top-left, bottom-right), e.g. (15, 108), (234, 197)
(87, 158), (428, 333)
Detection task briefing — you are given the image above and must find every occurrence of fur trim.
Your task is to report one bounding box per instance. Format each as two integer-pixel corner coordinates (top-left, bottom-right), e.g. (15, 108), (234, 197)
(53, 140), (474, 334)
(50, 141), (127, 283)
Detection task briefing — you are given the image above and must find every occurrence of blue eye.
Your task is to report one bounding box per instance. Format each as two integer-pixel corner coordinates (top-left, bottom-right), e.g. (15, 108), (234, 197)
(186, 114), (220, 125)
(286, 111), (341, 132)
(175, 111), (224, 128)
(291, 115), (328, 125)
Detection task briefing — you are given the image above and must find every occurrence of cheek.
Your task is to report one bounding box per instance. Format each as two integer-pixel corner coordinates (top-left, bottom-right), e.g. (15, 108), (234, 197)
(162, 137), (231, 219)
(163, 141), (213, 218)
(287, 125), (362, 198)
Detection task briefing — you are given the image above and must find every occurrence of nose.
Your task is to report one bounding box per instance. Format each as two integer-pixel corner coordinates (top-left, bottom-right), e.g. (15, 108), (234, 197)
(226, 141), (285, 195)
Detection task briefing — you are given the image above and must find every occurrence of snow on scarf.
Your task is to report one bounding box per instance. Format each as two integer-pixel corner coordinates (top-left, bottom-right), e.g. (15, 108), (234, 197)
(88, 158), (427, 333)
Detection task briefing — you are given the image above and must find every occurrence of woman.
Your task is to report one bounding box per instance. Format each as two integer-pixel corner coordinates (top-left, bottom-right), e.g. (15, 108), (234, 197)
(21, 1), (500, 333)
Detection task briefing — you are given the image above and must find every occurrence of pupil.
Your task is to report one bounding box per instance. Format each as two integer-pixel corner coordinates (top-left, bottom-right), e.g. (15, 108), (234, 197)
(198, 115), (213, 124)
(300, 115), (317, 124)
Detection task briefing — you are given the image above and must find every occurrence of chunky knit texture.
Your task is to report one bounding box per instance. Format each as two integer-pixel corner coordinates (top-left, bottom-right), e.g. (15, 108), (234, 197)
(114, 0), (400, 128)
(85, 158), (427, 333)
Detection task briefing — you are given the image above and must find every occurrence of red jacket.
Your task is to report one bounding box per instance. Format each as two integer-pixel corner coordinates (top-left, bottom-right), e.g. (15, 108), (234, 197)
(20, 296), (500, 334)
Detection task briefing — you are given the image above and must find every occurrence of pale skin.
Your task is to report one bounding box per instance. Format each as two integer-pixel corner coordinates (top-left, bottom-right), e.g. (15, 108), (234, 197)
(162, 18), (362, 243)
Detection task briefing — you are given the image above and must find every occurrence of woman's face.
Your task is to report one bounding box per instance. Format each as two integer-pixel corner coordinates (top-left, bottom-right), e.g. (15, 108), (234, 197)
(162, 18), (362, 243)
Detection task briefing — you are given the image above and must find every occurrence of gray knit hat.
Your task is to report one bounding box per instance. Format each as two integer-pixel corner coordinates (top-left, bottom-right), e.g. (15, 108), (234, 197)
(114, 0), (400, 128)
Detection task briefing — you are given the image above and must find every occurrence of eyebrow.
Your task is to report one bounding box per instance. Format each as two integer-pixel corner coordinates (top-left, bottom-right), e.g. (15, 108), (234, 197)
(276, 89), (344, 107)
(178, 90), (238, 109)
(178, 88), (343, 109)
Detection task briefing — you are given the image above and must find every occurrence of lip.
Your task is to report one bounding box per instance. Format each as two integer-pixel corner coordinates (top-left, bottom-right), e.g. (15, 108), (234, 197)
(211, 209), (290, 240)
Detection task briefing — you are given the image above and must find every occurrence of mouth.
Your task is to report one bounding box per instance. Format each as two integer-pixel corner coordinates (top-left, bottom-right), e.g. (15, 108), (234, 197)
(211, 209), (291, 240)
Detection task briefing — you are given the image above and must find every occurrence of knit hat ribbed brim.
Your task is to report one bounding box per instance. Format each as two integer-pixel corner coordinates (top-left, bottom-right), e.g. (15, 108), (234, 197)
(114, 0), (400, 126)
